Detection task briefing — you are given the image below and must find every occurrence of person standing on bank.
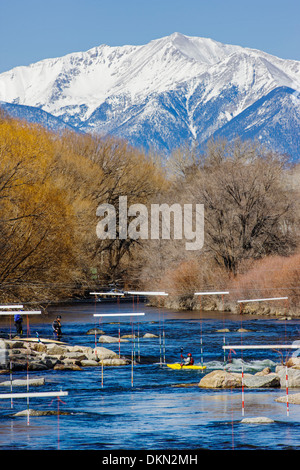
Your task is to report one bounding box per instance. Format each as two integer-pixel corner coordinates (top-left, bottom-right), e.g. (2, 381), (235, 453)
(52, 315), (62, 340)
(14, 313), (23, 336)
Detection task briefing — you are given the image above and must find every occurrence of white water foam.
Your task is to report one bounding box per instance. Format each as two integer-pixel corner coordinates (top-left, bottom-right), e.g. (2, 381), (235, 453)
(205, 357), (277, 373)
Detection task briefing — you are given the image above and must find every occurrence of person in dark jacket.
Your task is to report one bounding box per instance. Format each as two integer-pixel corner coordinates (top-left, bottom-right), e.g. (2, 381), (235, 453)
(14, 314), (23, 336)
(52, 315), (62, 339)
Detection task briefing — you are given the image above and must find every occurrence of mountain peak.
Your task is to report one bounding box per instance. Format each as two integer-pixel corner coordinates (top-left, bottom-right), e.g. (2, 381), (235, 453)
(0, 33), (299, 159)
(154, 32), (238, 65)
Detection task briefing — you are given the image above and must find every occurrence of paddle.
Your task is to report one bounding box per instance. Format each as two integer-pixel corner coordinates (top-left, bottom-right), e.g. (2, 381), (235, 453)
(180, 347), (184, 367)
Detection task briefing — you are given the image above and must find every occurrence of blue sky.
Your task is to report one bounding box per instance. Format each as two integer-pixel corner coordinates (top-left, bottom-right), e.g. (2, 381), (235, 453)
(0, 0), (299, 73)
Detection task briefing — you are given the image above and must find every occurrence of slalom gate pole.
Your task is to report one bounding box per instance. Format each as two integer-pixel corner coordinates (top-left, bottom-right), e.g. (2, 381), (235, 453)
(242, 364), (244, 416)
(286, 365), (289, 417)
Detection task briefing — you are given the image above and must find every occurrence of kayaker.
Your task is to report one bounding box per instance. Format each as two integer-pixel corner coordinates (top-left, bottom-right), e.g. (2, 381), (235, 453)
(181, 352), (194, 366)
(184, 353), (194, 366)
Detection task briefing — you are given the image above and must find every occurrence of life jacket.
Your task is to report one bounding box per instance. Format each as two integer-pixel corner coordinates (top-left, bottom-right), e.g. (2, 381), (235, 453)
(185, 355), (194, 365)
(52, 320), (61, 331)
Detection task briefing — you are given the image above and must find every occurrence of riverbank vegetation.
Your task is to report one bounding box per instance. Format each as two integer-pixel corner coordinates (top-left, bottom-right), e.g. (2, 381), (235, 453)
(1, 111), (300, 314)
(137, 139), (300, 314)
(0, 112), (166, 303)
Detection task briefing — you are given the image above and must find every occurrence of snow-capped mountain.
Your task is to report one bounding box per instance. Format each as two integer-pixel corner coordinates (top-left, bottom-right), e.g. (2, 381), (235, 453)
(1, 32), (300, 158)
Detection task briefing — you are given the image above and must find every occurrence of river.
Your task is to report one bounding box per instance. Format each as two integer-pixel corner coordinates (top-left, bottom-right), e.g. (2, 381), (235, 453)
(0, 301), (300, 452)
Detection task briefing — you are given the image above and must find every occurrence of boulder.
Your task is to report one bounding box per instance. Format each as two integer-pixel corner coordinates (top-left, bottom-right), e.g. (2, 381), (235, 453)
(46, 343), (67, 355)
(101, 358), (130, 366)
(255, 367), (272, 376)
(40, 354), (60, 368)
(199, 370), (243, 388)
(275, 393), (300, 404)
(277, 368), (300, 388)
(0, 377), (45, 387)
(66, 345), (92, 354)
(198, 369), (282, 389)
(62, 359), (81, 366)
(243, 373), (280, 388)
(241, 417), (274, 424)
(0, 339), (9, 368)
(0, 336), (131, 370)
(93, 347), (118, 359)
(86, 328), (105, 335)
(98, 335), (128, 343)
(13, 408), (71, 417)
(54, 363), (82, 371)
(28, 361), (49, 371)
(7, 340), (24, 349)
(0, 339), (9, 350)
(80, 359), (99, 367)
(30, 342), (47, 353)
(64, 352), (88, 361)
(286, 357), (300, 368)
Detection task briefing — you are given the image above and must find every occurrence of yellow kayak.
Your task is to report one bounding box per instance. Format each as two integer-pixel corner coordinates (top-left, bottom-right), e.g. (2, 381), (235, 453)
(167, 363), (206, 370)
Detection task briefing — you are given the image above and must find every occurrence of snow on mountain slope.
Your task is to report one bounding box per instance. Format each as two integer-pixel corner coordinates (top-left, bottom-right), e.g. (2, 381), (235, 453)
(0, 32), (300, 157)
(0, 100), (77, 132)
(211, 86), (300, 160)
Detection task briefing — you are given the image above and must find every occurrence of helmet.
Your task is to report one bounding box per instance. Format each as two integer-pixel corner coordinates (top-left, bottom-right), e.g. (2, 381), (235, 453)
(188, 353), (192, 356)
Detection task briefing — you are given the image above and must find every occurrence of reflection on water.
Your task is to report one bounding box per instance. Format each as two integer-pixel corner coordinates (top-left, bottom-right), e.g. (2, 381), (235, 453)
(0, 302), (300, 450)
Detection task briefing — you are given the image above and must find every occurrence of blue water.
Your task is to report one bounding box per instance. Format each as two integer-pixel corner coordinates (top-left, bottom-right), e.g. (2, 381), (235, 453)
(1, 302), (300, 451)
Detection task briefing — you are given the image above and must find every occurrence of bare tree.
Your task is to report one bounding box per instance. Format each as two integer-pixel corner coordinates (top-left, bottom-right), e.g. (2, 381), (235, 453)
(184, 139), (298, 275)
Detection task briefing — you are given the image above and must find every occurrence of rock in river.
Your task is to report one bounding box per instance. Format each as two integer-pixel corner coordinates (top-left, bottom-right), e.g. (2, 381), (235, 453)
(199, 370), (243, 388)
(241, 417), (274, 424)
(98, 335), (128, 344)
(0, 337), (130, 372)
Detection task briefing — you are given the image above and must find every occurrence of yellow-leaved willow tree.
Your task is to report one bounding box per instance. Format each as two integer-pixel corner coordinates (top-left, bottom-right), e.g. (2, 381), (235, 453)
(0, 112), (168, 302)
(0, 114), (91, 302)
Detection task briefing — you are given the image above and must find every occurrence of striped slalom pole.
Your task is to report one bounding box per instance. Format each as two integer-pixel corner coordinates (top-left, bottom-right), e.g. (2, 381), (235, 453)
(159, 330), (162, 365)
(0, 305), (23, 309)
(223, 344), (300, 350)
(138, 323), (140, 363)
(9, 359), (13, 409)
(94, 313), (145, 317)
(195, 292), (230, 370)
(0, 310), (41, 315)
(0, 391), (68, 399)
(242, 364), (245, 416)
(127, 291), (167, 295)
(93, 312), (145, 388)
(131, 346), (134, 388)
(237, 297), (288, 303)
(194, 291), (229, 296)
(90, 292), (124, 296)
(286, 366), (289, 417)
